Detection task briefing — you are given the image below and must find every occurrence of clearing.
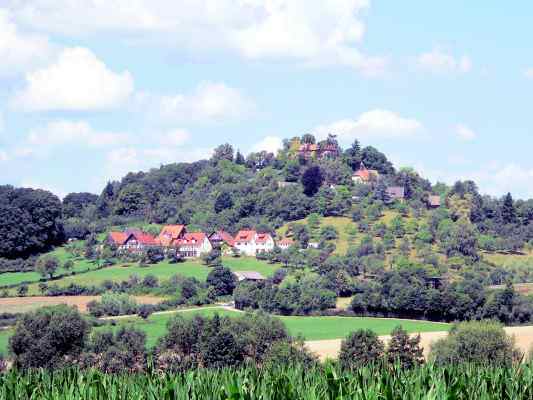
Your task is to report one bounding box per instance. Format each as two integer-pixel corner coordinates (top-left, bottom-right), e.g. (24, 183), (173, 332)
(0, 295), (163, 314)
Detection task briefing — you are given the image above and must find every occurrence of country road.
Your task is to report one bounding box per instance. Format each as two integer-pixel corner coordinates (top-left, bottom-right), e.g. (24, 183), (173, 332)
(305, 326), (533, 360)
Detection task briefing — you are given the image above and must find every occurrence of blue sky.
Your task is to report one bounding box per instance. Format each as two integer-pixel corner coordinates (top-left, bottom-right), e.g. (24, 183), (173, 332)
(1, 1), (533, 199)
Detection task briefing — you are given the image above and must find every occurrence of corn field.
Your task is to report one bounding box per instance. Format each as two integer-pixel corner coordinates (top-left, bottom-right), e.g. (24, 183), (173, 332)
(0, 363), (532, 399)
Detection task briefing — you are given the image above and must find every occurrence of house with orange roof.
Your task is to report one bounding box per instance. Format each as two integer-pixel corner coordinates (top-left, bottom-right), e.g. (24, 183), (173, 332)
(209, 230), (235, 254)
(352, 163), (379, 184)
(176, 232), (213, 258)
(107, 230), (158, 253)
(278, 237), (294, 250)
(234, 230), (275, 256)
(157, 225), (186, 247)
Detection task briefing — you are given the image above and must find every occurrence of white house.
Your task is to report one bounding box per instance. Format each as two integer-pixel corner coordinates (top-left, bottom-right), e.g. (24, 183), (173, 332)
(177, 232), (213, 258)
(233, 230), (275, 256)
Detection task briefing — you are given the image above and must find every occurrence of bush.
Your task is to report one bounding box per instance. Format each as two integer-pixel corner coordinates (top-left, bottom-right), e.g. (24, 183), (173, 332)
(9, 305), (89, 370)
(430, 320), (522, 367)
(206, 266), (236, 296)
(339, 329), (384, 369)
(137, 304), (154, 320)
(87, 293), (138, 317)
(386, 326), (424, 369)
(263, 338), (318, 368)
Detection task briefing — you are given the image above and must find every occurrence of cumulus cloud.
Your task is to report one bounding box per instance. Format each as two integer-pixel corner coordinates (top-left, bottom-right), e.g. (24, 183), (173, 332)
(455, 124), (477, 141)
(0, 111), (3, 132)
(6, 0), (384, 75)
(524, 68), (533, 79)
(138, 82), (255, 123)
(313, 109), (423, 143)
(12, 47), (134, 111)
(251, 136), (283, 154)
(417, 48), (472, 74)
(0, 9), (53, 76)
(159, 129), (191, 146)
(27, 120), (129, 148)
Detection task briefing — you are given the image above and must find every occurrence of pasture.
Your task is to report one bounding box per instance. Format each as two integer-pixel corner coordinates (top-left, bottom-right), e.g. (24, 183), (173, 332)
(4, 256), (279, 296)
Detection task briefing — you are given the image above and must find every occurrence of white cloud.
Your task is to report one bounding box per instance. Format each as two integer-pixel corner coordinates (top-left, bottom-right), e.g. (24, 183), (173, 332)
(0, 9), (53, 76)
(252, 136), (283, 154)
(6, 1), (384, 75)
(313, 109), (423, 143)
(0, 149), (8, 162)
(12, 47), (134, 111)
(524, 68), (533, 79)
(27, 120), (129, 148)
(0, 112), (3, 132)
(417, 48), (472, 74)
(139, 82), (255, 122)
(455, 124), (477, 141)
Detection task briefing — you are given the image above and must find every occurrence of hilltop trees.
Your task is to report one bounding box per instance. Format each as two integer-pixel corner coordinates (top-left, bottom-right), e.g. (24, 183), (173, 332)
(0, 186), (64, 259)
(301, 166), (323, 196)
(35, 255), (60, 279)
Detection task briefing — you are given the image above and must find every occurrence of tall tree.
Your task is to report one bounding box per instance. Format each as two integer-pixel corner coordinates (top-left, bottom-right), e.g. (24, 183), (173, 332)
(212, 143), (234, 163)
(501, 192), (517, 224)
(344, 140), (362, 171)
(301, 166), (324, 196)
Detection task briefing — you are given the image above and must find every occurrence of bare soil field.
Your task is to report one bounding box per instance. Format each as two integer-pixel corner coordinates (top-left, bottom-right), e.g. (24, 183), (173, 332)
(306, 326), (533, 361)
(0, 296), (163, 314)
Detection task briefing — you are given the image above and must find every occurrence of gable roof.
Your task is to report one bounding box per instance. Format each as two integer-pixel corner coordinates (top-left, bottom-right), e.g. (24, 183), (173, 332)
(157, 225), (186, 246)
(278, 238), (294, 246)
(210, 230), (235, 246)
(256, 232), (273, 243)
(108, 232), (128, 245)
(124, 231), (158, 246)
(178, 232), (208, 248)
(235, 230), (256, 243)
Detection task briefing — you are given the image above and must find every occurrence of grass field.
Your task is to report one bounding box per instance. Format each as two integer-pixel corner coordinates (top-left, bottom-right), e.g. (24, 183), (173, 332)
(0, 247), (100, 288)
(0, 307), (450, 354)
(7, 257), (279, 295)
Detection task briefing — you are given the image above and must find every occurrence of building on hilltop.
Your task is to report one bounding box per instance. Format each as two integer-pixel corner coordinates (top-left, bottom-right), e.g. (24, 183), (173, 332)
(234, 230), (275, 256)
(386, 186), (406, 202)
(352, 163), (380, 184)
(428, 195), (441, 208)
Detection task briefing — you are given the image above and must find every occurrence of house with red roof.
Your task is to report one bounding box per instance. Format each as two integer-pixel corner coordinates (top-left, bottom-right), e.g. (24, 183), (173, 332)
(352, 163), (380, 184)
(278, 237), (294, 250)
(107, 230), (158, 253)
(208, 230), (235, 252)
(176, 232), (213, 258)
(157, 225), (186, 247)
(234, 230), (275, 256)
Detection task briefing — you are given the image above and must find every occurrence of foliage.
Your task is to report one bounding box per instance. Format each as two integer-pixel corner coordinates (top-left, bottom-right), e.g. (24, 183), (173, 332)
(9, 305), (88, 370)
(386, 326), (424, 369)
(35, 254), (60, 279)
(206, 266), (236, 296)
(430, 320), (522, 366)
(339, 329), (384, 369)
(87, 293), (139, 317)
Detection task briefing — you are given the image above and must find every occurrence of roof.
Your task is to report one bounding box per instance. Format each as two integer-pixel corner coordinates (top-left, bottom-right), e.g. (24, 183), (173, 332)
(256, 232), (272, 243)
(353, 167), (379, 182)
(108, 232), (128, 245)
(178, 232), (208, 248)
(217, 230), (235, 246)
(299, 143), (319, 152)
(125, 231), (158, 246)
(234, 271), (266, 281)
(428, 195), (441, 207)
(235, 230), (256, 243)
(386, 186), (406, 199)
(279, 238), (294, 246)
(157, 225), (186, 246)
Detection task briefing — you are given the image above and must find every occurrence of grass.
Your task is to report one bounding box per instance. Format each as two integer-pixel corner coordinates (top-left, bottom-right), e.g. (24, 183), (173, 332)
(11, 257), (279, 295)
(95, 307), (449, 348)
(0, 247), (99, 288)
(0, 307), (449, 355)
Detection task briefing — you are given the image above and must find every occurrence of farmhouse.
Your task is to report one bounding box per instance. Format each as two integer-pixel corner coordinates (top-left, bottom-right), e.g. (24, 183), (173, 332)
(177, 232), (213, 258)
(298, 143), (339, 160)
(107, 229), (158, 253)
(208, 230), (235, 248)
(278, 238), (294, 250)
(157, 225), (186, 247)
(234, 271), (266, 282)
(352, 164), (379, 184)
(234, 230), (275, 256)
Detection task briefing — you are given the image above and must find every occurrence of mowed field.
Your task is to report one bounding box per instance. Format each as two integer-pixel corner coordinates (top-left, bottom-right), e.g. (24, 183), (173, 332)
(0, 295), (163, 314)
(4, 257), (280, 296)
(0, 307), (449, 354)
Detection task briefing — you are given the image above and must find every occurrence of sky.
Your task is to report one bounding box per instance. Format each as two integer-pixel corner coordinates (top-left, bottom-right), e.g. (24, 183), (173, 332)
(1, 1), (533, 199)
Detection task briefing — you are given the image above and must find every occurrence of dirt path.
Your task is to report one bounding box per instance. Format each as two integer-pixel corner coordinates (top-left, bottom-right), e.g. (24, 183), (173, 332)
(305, 326), (533, 360)
(0, 295), (163, 313)
(99, 304), (241, 320)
